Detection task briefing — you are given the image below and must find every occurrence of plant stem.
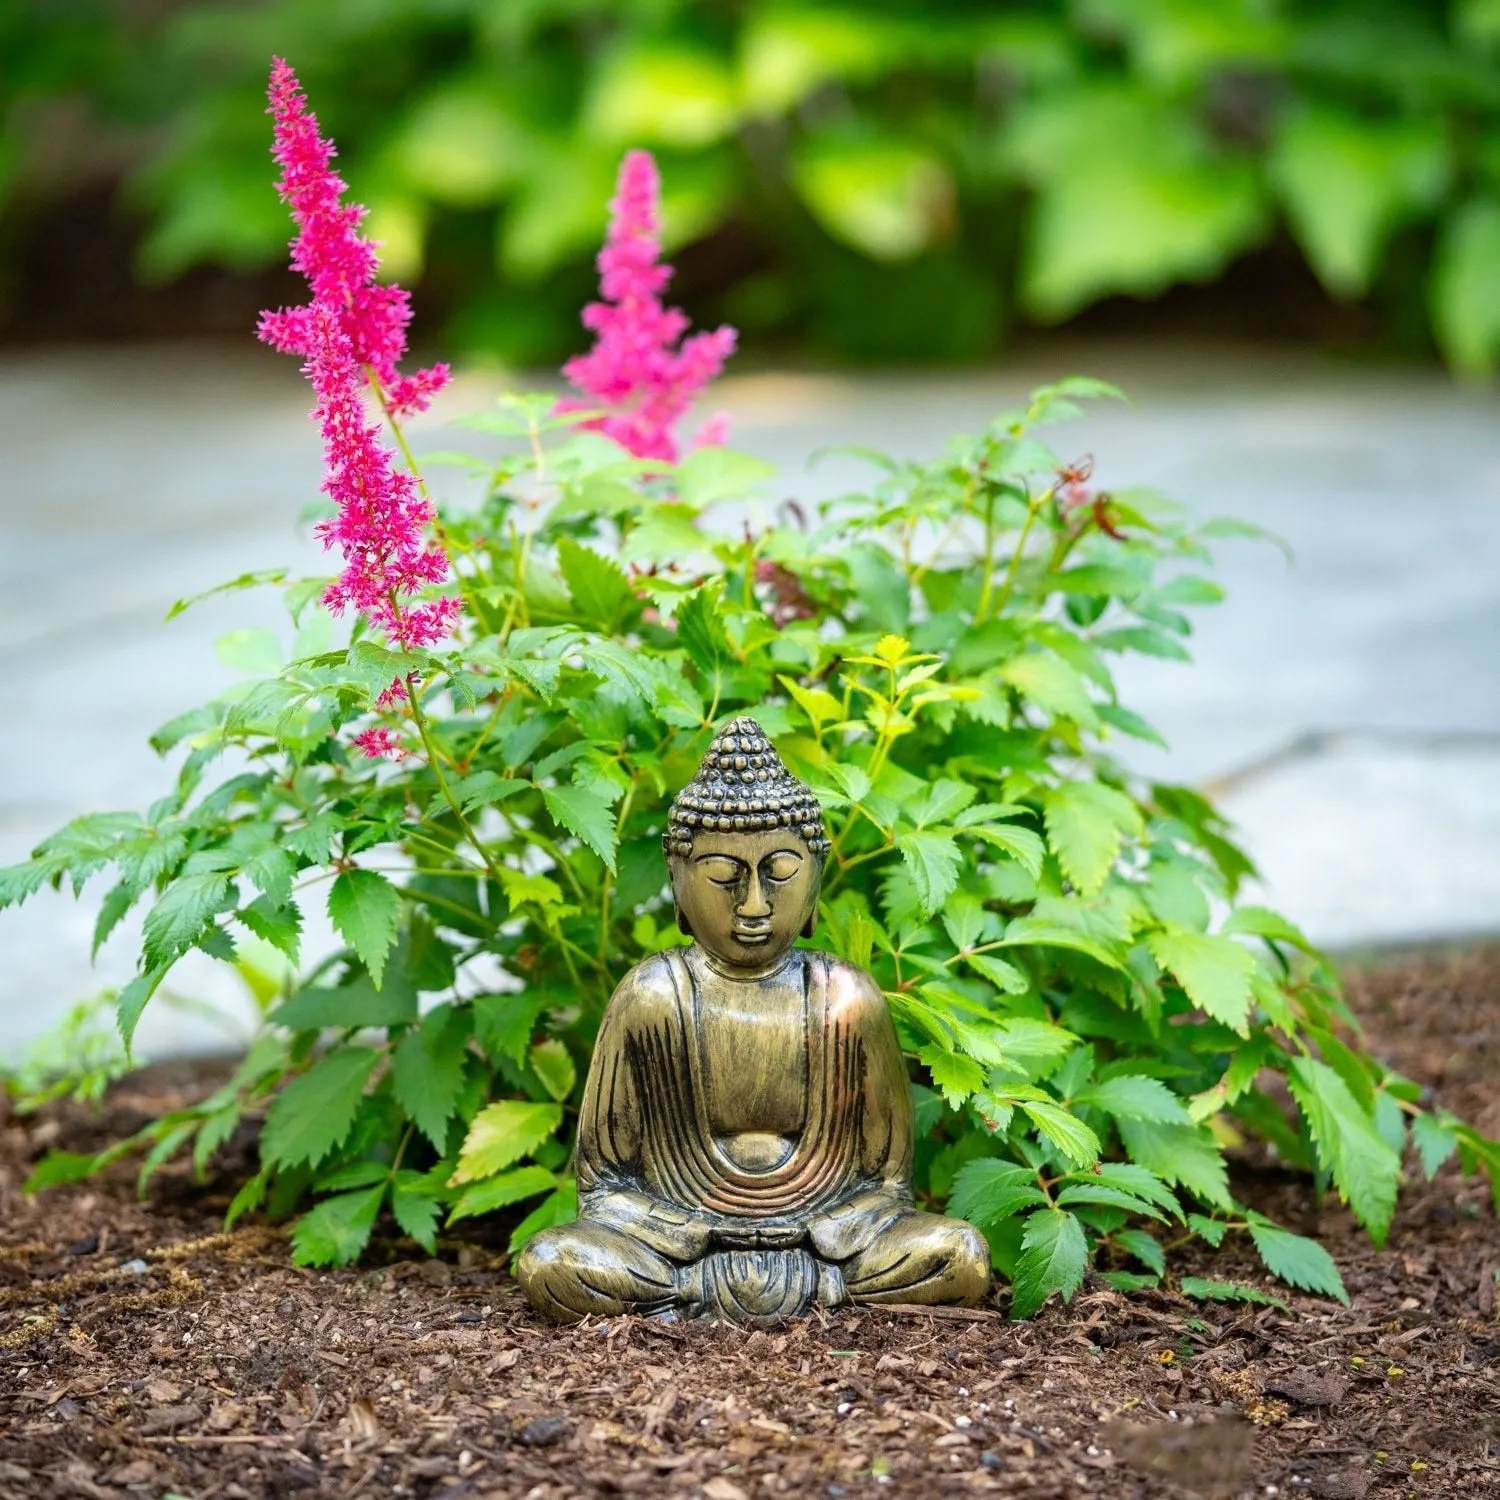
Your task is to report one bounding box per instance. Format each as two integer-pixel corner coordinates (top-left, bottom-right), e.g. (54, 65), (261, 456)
(407, 685), (505, 887)
(990, 485), (1055, 621)
(973, 488), (998, 622)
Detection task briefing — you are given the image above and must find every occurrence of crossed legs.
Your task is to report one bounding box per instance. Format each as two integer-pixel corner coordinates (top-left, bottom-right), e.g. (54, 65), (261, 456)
(518, 1210), (989, 1324)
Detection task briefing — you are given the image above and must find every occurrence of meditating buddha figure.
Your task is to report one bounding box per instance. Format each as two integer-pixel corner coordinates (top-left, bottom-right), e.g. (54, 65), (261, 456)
(517, 717), (990, 1324)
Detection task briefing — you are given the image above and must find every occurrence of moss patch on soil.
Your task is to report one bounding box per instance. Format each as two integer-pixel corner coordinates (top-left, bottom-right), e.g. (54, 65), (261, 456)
(2, 951), (1498, 1500)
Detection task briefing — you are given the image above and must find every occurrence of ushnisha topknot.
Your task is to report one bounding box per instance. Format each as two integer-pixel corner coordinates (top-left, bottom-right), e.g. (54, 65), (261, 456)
(665, 716), (831, 860)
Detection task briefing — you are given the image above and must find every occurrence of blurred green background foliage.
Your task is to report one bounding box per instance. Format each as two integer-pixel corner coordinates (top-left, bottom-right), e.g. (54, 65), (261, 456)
(6, 0), (1500, 369)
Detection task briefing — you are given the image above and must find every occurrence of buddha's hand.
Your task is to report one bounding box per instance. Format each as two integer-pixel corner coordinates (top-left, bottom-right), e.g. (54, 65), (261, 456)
(589, 1190), (714, 1260)
(709, 1221), (807, 1251)
(807, 1190), (906, 1260)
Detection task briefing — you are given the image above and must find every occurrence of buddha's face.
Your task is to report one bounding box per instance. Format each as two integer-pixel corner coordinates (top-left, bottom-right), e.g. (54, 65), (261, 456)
(670, 829), (821, 970)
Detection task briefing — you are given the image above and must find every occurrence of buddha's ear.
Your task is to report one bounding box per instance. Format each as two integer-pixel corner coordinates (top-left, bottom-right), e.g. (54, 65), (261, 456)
(675, 903), (694, 938)
(801, 875), (821, 939)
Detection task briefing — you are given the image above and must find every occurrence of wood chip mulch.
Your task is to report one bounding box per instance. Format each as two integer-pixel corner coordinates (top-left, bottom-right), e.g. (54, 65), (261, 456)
(2, 950), (1498, 1499)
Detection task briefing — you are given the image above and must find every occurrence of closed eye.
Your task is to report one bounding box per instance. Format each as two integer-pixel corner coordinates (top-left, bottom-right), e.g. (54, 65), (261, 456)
(764, 851), (804, 882)
(696, 855), (742, 886)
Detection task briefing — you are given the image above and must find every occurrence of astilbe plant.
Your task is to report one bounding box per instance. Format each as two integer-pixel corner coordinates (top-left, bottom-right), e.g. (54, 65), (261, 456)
(4, 63), (1497, 1312)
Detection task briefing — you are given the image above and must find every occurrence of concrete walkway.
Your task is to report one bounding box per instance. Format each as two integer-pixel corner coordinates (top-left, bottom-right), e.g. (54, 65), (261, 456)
(2, 342), (1497, 1057)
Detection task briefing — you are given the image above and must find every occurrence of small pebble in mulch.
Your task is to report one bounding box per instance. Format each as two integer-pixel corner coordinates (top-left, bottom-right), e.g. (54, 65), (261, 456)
(515, 1415), (571, 1447)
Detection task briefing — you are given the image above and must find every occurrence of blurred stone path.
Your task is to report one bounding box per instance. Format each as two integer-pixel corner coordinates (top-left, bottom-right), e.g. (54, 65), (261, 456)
(2, 342), (1497, 1055)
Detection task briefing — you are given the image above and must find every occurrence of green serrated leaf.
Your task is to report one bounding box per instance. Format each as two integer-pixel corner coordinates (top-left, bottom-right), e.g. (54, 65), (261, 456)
(327, 870), (401, 989)
(540, 783), (619, 870)
(472, 991), (556, 1066)
(896, 831), (963, 917)
(260, 1047), (380, 1170)
(1287, 1056), (1400, 1245)
(224, 1169), (269, 1230)
(392, 1008), (468, 1150)
(1010, 1209), (1088, 1319)
(450, 770), (526, 814)
(291, 1184), (386, 1267)
(1074, 1074), (1190, 1124)
(1410, 1112), (1458, 1180)
(963, 822), (1046, 878)
(1187, 1213), (1229, 1247)
(1112, 1227), (1166, 1276)
(1043, 782), (1140, 897)
(530, 1038), (577, 1102)
(966, 951), (1031, 995)
(918, 1043), (986, 1108)
(1101, 1270), (1160, 1293)
(675, 580), (734, 676)
(557, 537), (632, 627)
(1179, 1275), (1288, 1311)
(676, 446), (777, 508)
(1247, 1223), (1349, 1305)
(142, 874), (236, 971)
(1054, 1183), (1166, 1223)
(1016, 1098), (1100, 1168)
(238, 896), (303, 967)
(447, 1164), (558, 1226)
(271, 974), (416, 1031)
(948, 1160), (1048, 1228)
(285, 813), (340, 865)
(1087, 1164), (1182, 1220)
(391, 1185), (442, 1254)
(450, 1100), (565, 1185)
(999, 652), (1097, 727)
(1117, 1119), (1231, 1209)
(1146, 927), (1254, 1036)
(91, 881), (136, 959)
(116, 965), (170, 1050)
(1221, 904), (1315, 952)
(23, 1150), (103, 1193)
(994, 1018), (1079, 1074)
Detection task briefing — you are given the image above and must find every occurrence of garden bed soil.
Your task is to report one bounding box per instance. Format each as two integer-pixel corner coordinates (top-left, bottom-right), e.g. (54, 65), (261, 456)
(2, 950), (1498, 1500)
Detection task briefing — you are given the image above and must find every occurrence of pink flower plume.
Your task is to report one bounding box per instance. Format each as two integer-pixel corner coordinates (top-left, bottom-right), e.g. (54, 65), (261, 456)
(306, 305), (459, 649)
(257, 58), (458, 654)
(559, 150), (737, 463)
(258, 58), (447, 414)
(352, 727), (407, 760)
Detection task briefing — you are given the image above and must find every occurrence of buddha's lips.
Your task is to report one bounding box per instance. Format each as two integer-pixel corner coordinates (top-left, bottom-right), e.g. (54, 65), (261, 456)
(733, 925), (772, 944)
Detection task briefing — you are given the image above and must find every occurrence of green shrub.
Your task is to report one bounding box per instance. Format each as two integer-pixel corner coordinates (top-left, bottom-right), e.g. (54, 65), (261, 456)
(6, 373), (1496, 1313)
(7, 1), (1500, 368)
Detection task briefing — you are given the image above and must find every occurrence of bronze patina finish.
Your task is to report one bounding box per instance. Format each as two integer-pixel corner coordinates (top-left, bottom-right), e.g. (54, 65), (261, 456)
(517, 717), (991, 1324)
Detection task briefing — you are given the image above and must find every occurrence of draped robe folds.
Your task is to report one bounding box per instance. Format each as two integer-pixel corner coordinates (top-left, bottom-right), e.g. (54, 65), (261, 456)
(518, 947), (991, 1324)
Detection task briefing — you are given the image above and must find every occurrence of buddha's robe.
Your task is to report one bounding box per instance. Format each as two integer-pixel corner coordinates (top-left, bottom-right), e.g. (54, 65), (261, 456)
(518, 947), (989, 1324)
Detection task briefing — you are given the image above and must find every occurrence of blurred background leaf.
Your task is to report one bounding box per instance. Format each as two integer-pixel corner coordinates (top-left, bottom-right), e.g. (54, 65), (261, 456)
(4, 0), (1500, 370)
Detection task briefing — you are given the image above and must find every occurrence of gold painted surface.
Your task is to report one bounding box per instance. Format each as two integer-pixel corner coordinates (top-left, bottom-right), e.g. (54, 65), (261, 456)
(517, 717), (990, 1324)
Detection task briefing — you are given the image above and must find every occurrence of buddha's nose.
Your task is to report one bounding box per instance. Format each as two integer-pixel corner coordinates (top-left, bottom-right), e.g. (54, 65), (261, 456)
(737, 874), (771, 918)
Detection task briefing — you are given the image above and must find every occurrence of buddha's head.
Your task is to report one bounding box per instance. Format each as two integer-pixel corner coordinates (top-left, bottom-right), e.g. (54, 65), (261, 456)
(663, 717), (830, 970)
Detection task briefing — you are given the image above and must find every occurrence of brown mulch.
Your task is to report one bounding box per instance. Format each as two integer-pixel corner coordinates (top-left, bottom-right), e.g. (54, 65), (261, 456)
(2, 952), (1498, 1500)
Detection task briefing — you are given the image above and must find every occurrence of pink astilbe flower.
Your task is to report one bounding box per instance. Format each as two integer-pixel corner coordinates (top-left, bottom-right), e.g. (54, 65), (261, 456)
(258, 58), (449, 414)
(559, 150), (737, 463)
(257, 58), (459, 653)
(305, 305), (460, 649)
(352, 726), (407, 760)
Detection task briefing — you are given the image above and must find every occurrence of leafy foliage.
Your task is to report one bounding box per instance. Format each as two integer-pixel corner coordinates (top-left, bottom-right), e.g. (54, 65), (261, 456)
(7, 4), (1500, 367)
(4, 373), (1496, 1314)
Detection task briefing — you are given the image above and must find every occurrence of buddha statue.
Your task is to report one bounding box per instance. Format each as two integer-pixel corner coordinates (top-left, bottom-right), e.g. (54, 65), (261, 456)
(517, 717), (990, 1325)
